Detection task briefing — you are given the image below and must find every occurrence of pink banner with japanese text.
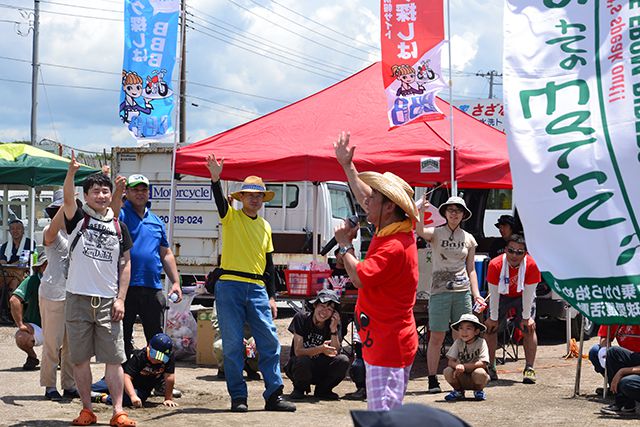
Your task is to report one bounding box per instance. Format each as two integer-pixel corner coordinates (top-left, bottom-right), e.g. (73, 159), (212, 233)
(380, 0), (446, 128)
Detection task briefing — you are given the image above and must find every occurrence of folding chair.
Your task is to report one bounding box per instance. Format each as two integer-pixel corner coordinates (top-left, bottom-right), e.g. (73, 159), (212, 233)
(496, 308), (520, 365)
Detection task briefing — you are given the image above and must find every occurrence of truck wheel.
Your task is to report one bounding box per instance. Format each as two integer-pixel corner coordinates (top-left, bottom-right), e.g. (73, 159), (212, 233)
(571, 314), (596, 339)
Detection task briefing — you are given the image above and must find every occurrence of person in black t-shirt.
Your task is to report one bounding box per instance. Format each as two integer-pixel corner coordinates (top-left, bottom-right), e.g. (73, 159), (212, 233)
(284, 289), (350, 400)
(91, 333), (178, 408)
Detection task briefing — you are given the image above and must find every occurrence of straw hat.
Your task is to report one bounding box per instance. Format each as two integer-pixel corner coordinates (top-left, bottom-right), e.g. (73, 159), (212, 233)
(230, 176), (275, 202)
(358, 171), (419, 222)
(438, 196), (472, 220)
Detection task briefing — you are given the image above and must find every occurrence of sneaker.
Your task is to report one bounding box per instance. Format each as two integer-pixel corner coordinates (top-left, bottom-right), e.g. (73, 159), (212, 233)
(231, 398), (248, 413)
(288, 388), (307, 401)
(427, 376), (442, 394)
(63, 389), (80, 399)
(523, 367), (536, 384)
(217, 369), (226, 380)
(265, 386), (296, 412)
(487, 365), (499, 381)
(153, 384), (182, 398)
(595, 387), (613, 396)
(343, 388), (367, 401)
(44, 389), (62, 401)
(90, 392), (107, 404)
(22, 356), (39, 371)
(444, 390), (465, 402)
(314, 389), (340, 400)
(474, 390), (486, 401)
(600, 403), (636, 416)
(245, 367), (261, 381)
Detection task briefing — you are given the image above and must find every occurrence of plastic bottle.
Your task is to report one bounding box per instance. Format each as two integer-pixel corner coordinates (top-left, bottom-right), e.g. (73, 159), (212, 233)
(32, 248), (38, 266)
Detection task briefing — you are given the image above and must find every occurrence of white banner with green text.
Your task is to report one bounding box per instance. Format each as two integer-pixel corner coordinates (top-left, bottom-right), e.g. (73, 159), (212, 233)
(504, 0), (640, 324)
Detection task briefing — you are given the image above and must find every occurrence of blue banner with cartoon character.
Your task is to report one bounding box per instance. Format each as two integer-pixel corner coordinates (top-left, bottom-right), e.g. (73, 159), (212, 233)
(121, 0), (180, 141)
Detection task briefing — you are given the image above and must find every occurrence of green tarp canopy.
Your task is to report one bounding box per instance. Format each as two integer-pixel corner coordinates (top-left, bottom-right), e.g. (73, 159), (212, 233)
(0, 143), (99, 186)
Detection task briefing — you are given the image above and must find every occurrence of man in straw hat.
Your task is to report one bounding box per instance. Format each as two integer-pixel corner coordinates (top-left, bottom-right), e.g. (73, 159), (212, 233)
(206, 154), (296, 413)
(333, 131), (419, 411)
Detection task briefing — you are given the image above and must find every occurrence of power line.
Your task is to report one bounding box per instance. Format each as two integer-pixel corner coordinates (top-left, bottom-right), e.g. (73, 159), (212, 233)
(270, 0), (379, 51)
(188, 25), (342, 81)
(0, 76), (266, 117)
(186, 10), (357, 75)
(40, 0), (122, 14)
(243, 0), (375, 55)
(39, 68), (60, 143)
(0, 55), (292, 103)
(223, 0), (370, 62)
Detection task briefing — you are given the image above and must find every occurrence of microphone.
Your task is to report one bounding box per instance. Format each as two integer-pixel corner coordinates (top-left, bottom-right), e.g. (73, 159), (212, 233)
(320, 214), (360, 256)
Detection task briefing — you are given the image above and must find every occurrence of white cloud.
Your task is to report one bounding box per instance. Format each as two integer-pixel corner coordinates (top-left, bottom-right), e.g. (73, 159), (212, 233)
(0, 0), (504, 149)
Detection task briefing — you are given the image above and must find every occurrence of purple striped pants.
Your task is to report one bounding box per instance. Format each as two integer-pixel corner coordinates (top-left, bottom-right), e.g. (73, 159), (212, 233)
(365, 362), (412, 411)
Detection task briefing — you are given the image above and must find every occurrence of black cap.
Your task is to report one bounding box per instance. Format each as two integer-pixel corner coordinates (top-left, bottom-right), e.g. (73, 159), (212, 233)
(494, 214), (515, 229)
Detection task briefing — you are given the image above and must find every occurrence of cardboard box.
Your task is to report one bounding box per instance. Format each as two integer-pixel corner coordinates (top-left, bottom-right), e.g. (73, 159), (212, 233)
(195, 309), (217, 366)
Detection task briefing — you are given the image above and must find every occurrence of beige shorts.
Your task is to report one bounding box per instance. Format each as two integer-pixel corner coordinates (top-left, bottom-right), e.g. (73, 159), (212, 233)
(65, 292), (126, 365)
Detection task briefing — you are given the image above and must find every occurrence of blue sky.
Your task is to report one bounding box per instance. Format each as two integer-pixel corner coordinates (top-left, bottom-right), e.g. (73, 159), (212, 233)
(0, 0), (503, 151)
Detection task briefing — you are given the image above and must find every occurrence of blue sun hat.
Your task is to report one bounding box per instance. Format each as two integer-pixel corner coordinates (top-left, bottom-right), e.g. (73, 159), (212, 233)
(148, 333), (173, 363)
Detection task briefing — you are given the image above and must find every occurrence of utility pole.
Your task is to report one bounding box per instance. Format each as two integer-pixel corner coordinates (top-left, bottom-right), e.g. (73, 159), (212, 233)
(30, 0), (40, 146)
(179, 0), (187, 144)
(476, 70), (502, 99)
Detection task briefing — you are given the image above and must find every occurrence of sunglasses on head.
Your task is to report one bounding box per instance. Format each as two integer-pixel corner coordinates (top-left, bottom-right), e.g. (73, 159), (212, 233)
(507, 248), (526, 256)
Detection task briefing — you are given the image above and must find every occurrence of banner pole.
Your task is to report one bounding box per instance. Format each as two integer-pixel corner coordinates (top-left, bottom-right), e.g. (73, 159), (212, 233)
(165, 0), (186, 326)
(446, 0), (456, 196)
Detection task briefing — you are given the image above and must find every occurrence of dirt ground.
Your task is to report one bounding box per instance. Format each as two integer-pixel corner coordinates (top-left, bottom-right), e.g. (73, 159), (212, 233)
(0, 310), (638, 427)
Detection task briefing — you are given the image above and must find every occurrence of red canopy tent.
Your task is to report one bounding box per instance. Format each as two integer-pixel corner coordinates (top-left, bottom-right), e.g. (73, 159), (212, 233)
(176, 62), (511, 189)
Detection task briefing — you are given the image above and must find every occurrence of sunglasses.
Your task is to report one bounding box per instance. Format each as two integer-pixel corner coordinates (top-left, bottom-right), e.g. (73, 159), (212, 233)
(446, 208), (463, 214)
(506, 248), (526, 256)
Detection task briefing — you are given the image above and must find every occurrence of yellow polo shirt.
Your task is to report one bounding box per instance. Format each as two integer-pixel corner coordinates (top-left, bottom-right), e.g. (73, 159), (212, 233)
(219, 207), (273, 286)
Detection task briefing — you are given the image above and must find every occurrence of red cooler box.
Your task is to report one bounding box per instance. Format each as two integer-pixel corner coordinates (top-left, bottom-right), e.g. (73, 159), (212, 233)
(284, 270), (332, 296)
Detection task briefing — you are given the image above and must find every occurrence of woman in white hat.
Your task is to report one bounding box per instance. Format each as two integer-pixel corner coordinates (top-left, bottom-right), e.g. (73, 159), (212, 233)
(416, 195), (485, 394)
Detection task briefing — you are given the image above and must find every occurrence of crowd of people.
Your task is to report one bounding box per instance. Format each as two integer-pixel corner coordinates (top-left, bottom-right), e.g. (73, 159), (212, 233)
(1, 133), (639, 424)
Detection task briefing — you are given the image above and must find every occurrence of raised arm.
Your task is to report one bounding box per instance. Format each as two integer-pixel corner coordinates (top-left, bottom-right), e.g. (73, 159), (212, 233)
(110, 175), (126, 217)
(415, 194), (435, 242)
(333, 131), (371, 209)
(43, 205), (66, 247)
(207, 154), (229, 218)
(63, 152), (81, 220)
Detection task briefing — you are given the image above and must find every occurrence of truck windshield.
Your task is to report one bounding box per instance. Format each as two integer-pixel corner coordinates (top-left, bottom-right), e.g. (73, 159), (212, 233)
(329, 188), (354, 219)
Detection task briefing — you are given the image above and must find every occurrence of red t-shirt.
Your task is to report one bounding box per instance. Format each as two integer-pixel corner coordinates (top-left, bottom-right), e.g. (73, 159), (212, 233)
(597, 325), (640, 352)
(355, 231), (418, 367)
(486, 255), (541, 297)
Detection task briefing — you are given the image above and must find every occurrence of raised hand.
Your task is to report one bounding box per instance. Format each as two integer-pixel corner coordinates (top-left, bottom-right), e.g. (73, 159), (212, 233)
(334, 131), (355, 167)
(206, 153), (224, 181)
(69, 150), (81, 175)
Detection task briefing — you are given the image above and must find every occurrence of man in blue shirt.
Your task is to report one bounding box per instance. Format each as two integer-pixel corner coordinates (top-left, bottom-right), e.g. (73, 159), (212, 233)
(119, 174), (182, 360)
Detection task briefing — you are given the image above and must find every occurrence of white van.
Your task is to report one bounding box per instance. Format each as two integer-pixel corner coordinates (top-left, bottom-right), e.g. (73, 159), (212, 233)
(112, 145), (361, 287)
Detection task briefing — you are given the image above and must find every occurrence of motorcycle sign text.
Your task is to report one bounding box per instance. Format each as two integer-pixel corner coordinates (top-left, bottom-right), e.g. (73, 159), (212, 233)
(150, 184), (212, 201)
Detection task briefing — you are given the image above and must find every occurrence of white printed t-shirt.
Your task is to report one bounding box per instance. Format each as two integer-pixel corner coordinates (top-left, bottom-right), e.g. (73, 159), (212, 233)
(65, 207), (132, 298)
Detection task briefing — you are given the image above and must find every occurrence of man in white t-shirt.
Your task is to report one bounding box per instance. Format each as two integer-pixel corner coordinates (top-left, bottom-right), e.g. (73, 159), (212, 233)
(63, 154), (135, 427)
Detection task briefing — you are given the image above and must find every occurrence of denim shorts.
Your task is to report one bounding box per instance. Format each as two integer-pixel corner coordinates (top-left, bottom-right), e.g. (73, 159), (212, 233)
(428, 291), (472, 332)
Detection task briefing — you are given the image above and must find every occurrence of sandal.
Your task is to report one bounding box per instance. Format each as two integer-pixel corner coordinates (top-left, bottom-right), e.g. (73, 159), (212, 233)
(72, 408), (97, 426)
(110, 411), (137, 427)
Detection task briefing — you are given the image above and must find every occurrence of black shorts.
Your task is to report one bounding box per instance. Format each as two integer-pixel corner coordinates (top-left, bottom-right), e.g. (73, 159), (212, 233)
(497, 295), (536, 333)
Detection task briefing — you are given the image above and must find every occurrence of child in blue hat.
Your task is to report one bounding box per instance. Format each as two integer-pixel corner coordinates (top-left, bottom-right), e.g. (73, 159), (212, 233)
(91, 333), (178, 408)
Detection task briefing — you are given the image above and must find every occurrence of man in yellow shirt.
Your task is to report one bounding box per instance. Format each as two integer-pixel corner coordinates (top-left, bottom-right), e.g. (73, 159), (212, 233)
(207, 154), (295, 413)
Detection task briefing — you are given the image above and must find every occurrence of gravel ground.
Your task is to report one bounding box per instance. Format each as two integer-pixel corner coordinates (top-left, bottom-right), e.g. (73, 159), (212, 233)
(0, 310), (638, 426)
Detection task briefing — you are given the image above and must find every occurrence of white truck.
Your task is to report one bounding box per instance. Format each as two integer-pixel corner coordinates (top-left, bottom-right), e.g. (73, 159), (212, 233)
(111, 145), (361, 288)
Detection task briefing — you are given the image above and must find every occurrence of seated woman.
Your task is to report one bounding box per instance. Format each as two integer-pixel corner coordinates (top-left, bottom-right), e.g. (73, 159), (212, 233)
(284, 289), (349, 400)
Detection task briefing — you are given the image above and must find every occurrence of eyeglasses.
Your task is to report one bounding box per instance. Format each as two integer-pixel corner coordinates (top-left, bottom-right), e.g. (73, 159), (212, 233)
(446, 208), (463, 214)
(506, 248), (526, 256)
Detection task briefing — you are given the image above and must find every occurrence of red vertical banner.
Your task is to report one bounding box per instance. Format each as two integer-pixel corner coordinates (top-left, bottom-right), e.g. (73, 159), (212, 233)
(381, 0), (446, 128)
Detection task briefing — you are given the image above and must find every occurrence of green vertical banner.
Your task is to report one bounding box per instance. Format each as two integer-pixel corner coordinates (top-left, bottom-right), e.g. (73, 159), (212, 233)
(503, 1), (640, 325)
